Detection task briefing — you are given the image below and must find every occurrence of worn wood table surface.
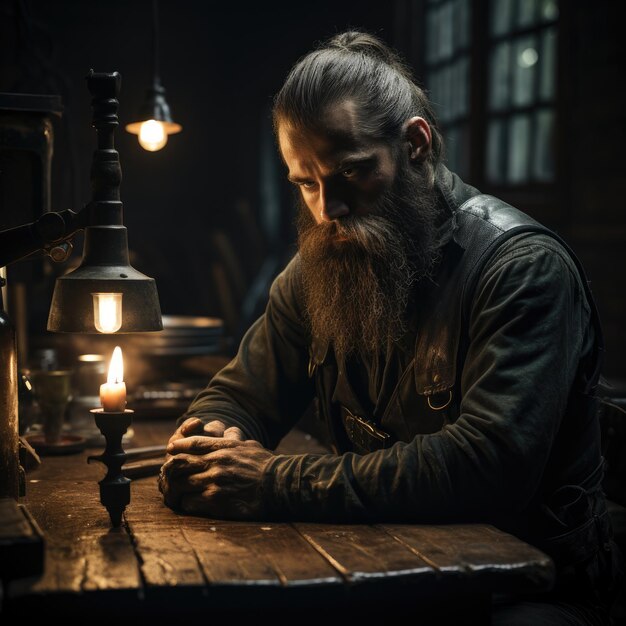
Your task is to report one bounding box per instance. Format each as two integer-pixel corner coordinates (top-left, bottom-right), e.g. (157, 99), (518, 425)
(3, 420), (554, 624)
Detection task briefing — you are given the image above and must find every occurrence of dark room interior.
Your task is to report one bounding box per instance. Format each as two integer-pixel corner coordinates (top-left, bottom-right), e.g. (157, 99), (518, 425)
(2, 1), (626, 373)
(1, 0), (625, 622)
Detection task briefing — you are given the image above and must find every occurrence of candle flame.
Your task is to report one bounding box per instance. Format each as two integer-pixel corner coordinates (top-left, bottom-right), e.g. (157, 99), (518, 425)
(107, 346), (124, 384)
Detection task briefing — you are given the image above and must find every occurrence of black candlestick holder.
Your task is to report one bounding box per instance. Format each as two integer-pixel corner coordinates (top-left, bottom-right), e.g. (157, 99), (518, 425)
(87, 409), (133, 527)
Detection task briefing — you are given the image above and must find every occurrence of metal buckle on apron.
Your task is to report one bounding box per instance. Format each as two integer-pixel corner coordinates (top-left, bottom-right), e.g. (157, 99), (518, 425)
(427, 389), (453, 411)
(341, 407), (393, 452)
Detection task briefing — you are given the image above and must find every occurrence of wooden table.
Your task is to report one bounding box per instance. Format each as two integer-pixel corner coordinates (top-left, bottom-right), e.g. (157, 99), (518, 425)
(3, 420), (554, 624)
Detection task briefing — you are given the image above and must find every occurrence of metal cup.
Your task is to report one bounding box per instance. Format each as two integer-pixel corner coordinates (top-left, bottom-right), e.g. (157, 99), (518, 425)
(30, 370), (73, 444)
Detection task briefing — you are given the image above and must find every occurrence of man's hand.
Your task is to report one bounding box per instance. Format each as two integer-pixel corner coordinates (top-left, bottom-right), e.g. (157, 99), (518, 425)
(167, 417), (246, 447)
(165, 417), (245, 461)
(158, 435), (274, 520)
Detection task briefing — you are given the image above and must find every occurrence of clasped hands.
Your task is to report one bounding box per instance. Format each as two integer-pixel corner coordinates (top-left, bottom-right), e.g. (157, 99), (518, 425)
(158, 417), (274, 519)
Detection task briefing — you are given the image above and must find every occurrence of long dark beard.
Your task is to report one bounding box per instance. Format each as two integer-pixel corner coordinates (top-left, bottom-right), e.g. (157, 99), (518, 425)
(297, 160), (441, 362)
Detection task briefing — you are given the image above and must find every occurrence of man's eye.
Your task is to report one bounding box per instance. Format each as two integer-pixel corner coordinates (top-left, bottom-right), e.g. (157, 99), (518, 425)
(299, 181), (316, 189)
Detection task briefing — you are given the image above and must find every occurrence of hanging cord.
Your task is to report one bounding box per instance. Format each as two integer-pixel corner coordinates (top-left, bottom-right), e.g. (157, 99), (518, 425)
(151, 0), (161, 88)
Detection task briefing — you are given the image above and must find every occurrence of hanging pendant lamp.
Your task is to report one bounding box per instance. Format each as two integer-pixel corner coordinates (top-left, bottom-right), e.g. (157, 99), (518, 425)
(125, 0), (182, 151)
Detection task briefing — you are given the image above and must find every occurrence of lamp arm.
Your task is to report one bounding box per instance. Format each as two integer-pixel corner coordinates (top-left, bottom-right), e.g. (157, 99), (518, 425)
(0, 203), (93, 267)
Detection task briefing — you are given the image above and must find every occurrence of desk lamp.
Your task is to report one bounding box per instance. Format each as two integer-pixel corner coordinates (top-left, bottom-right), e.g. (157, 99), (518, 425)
(0, 72), (162, 528)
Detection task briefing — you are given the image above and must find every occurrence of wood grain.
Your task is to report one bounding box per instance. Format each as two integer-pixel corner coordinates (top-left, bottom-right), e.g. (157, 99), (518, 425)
(20, 483), (140, 593)
(295, 523), (435, 583)
(380, 523), (555, 593)
(7, 419), (554, 620)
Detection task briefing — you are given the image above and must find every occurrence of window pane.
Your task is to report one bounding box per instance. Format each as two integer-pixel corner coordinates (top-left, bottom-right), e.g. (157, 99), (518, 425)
(429, 69), (448, 123)
(455, 57), (470, 118)
(448, 63), (458, 119)
(539, 27), (557, 101)
(517, 0), (537, 28)
(439, 2), (454, 60)
(533, 109), (555, 181)
(434, 68), (445, 122)
(507, 114), (531, 183)
(445, 125), (470, 179)
(489, 42), (511, 110)
(487, 119), (505, 183)
(427, 70), (438, 109)
(428, 70), (440, 125)
(440, 64), (452, 122)
(454, 0), (471, 49)
(491, 0), (515, 36)
(426, 9), (438, 63)
(456, 123), (470, 180)
(445, 126), (459, 174)
(512, 35), (538, 107)
(539, 0), (558, 22)
(446, 61), (456, 119)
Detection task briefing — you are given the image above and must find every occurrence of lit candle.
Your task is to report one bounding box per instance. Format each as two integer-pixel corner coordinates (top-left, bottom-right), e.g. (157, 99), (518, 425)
(100, 346), (126, 412)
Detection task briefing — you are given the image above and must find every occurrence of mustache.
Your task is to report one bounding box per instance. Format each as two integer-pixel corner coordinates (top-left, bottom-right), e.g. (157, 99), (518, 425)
(298, 211), (408, 260)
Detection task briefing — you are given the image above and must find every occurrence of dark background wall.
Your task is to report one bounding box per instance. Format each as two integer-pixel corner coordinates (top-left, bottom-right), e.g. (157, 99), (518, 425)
(1, 0), (626, 383)
(561, 2), (626, 386)
(0, 0), (396, 322)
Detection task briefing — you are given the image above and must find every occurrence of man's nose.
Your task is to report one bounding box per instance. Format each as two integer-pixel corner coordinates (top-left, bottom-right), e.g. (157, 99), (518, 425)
(320, 191), (350, 222)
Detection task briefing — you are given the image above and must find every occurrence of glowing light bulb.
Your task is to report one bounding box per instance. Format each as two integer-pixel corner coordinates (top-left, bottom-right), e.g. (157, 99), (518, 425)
(92, 292), (123, 333)
(125, 116), (181, 151)
(138, 119), (168, 151)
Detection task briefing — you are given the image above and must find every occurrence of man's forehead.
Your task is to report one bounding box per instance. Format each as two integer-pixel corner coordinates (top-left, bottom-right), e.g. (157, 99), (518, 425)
(279, 124), (354, 156)
(278, 102), (378, 161)
(321, 99), (361, 133)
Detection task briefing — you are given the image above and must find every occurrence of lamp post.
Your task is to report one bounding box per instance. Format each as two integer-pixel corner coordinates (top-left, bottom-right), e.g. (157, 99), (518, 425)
(0, 71), (162, 507)
(48, 71), (163, 333)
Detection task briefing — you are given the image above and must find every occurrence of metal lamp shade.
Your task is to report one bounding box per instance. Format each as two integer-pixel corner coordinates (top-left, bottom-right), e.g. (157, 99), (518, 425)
(125, 86), (182, 136)
(47, 225), (162, 333)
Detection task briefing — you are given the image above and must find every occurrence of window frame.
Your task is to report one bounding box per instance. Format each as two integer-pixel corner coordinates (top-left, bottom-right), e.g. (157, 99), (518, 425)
(406, 0), (566, 224)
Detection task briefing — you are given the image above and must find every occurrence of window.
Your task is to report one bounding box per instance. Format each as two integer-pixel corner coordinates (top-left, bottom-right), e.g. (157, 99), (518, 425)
(424, 0), (472, 179)
(421, 0), (559, 188)
(486, 0), (558, 184)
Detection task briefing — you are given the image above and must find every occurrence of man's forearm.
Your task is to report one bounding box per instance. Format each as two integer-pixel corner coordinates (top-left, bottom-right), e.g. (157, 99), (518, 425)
(261, 442), (452, 522)
(260, 419), (554, 524)
(178, 396), (268, 445)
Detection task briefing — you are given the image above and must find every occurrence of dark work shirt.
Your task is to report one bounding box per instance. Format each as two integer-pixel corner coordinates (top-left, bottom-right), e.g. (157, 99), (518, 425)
(180, 230), (594, 524)
(343, 331), (411, 422)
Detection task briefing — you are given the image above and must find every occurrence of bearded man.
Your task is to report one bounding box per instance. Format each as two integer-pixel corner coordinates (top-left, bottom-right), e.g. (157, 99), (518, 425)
(159, 31), (621, 623)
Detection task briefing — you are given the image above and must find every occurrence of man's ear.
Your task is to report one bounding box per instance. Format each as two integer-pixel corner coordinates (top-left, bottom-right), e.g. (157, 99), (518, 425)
(404, 117), (432, 161)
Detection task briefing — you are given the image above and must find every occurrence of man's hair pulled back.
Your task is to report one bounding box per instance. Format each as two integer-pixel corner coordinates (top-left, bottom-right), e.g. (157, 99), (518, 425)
(273, 30), (443, 178)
